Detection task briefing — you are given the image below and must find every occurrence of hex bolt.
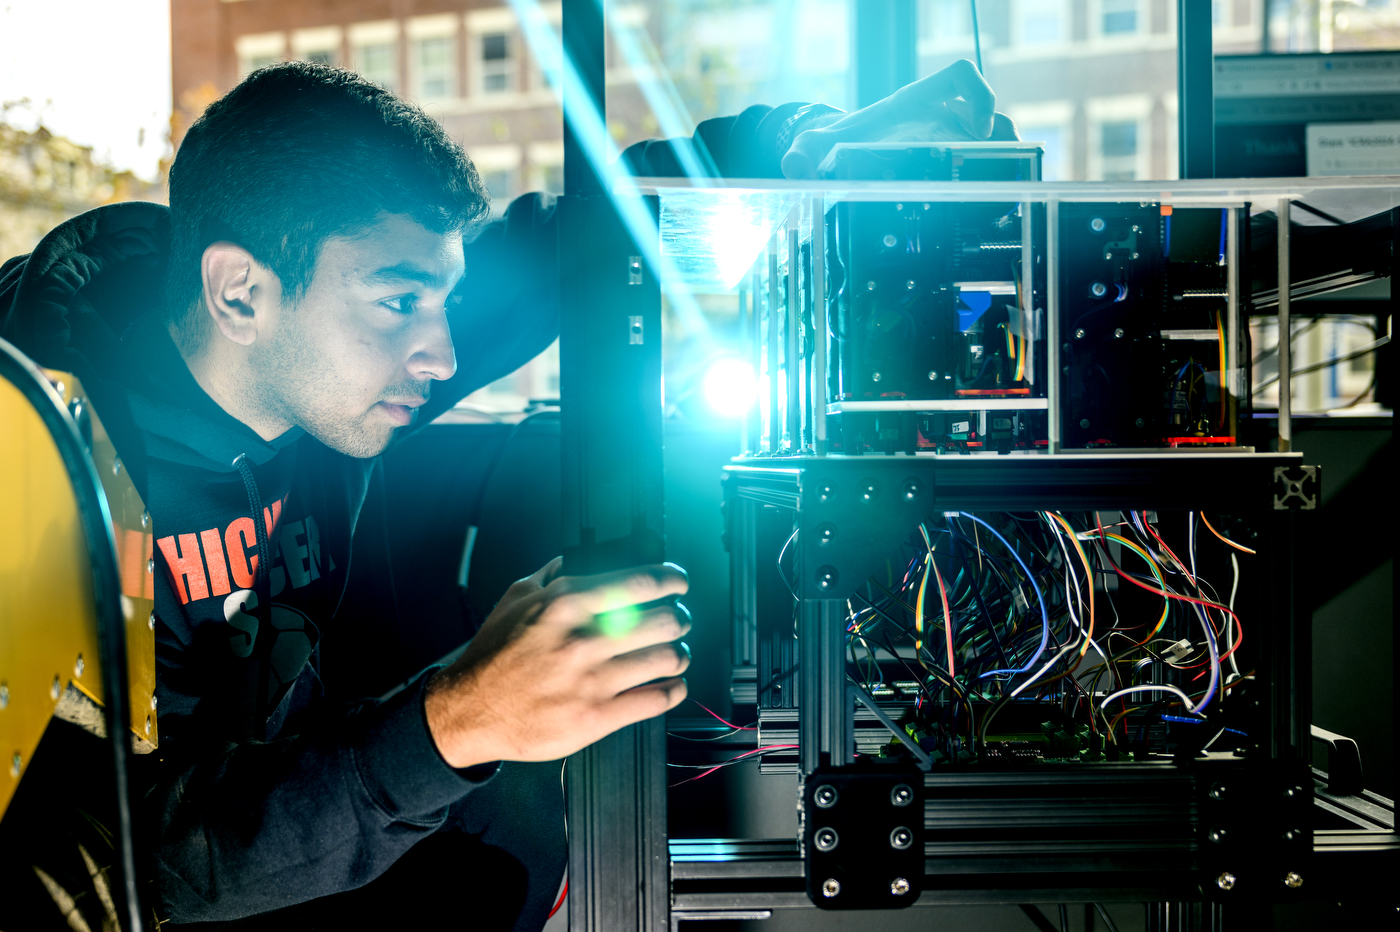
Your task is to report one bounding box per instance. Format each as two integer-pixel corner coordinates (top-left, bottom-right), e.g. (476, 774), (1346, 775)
(1090, 217), (1106, 233)
(889, 826), (913, 850)
(1090, 282), (1107, 298)
(1210, 783), (1228, 800)
(1283, 871), (1303, 889)
(50, 675), (60, 700)
(928, 370), (938, 380)
(890, 877), (911, 896)
(1208, 829), (1227, 844)
(1217, 871), (1237, 891)
(1074, 328), (1086, 339)
(822, 878), (841, 898)
(814, 827), (839, 852)
(1114, 327), (1125, 338)
(74, 654), (84, 677)
(890, 783), (914, 807)
(814, 784), (838, 808)
(882, 234), (897, 248)
(11, 752), (21, 777)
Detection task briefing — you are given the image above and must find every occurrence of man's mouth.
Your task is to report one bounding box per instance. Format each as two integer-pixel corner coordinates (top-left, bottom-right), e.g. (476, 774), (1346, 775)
(378, 399), (425, 427)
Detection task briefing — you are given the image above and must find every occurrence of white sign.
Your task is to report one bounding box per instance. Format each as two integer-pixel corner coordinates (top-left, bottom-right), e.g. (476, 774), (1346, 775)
(1306, 121), (1400, 176)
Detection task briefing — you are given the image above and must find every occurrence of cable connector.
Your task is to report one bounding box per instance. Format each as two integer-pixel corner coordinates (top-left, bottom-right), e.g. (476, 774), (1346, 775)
(1163, 638), (1194, 663)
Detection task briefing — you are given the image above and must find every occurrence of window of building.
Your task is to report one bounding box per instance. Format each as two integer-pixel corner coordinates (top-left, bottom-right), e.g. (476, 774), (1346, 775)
(1017, 0), (1067, 45)
(408, 14), (460, 100)
(235, 32), (286, 77)
(350, 21), (401, 93)
(480, 33), (516, 93)
(1101, 0), (1140, 34)
(292, 27), (342, 67)
(1099, 120), (1139, 178)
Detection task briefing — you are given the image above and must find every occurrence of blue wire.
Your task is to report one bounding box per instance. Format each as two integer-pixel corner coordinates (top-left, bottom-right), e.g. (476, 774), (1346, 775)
(1217, 208), (1227, 265)
(1164, 214), (1172, 258)
(955, 512), (1051, 680)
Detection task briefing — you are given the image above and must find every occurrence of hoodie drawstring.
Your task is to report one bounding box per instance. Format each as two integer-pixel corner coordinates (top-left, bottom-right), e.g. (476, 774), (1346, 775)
(233, 453), (273, 735)
(232, 454), (271, 590)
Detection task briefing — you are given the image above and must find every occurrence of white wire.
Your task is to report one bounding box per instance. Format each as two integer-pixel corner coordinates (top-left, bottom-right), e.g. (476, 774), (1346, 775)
(1100, 683), (1200, 713)
(1225, 552), (1241, 680)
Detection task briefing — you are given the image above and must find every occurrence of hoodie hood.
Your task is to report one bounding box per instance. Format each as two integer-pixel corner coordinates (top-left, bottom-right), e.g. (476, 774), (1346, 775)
(0, 202), (300, 491)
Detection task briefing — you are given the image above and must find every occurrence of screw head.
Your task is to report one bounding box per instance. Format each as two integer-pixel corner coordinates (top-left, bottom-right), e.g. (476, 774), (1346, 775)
(1079, 419), (1091, 429)
(145, 716), (152, 736)
(814, 827), (839, 852)
(928, 370), (938, 380)
(1074, 328), (1086, 339)
(50, 675), (60, 700)
(148, 612), (156, 630)
(895, 203), (904, 211)
(1283, 871), (1303, 889)
(819, 484), (835, 504)
(860, 481), (877, 502)
(891, 877), (911, 896)
(1114, 327), (1125, 338)
(1283, 786), (1297, 798)
(815, 566), (839, 591)
(890, 826), (913, 850)
(1209, 829), (1227, 844)
(882, 234), (897, 248)
(1131, 252), (1140, 259)
(151, 695), (158, 710)
(1211, 783), (1228, 800)
(1132, 225), (1141, 233)
(891, 783), (914, 807)
(1217, 871), (1237, 891)
(147, 558), (155, 574)
(1135, 417), (1146, 428)
(1090, 217), (1106, 233)
(902, 479), (923, 501)
(814, 784), (838, 808)
(112, 456), (123, 476)
(140, 510), (150, 528)
(1090, 282), (1107, 298)
(74, 654), (83, 677)
(821, 878), (841, 897)
(866, 280), (877, 291)
(1282, 829), (1297, 842)
(872, 371), (882, 382)
(0, 682), (9, 709)
(11, 752), (21, 777)
(816, 523), (837, 546)
(906, 280), (916, 290)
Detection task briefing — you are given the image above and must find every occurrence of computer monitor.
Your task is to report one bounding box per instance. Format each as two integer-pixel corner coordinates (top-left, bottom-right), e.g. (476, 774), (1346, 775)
(1215, 51), (1400, 178)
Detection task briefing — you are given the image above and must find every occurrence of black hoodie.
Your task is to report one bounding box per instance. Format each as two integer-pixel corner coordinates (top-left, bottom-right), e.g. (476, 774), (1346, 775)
(0, 102), (830, 924)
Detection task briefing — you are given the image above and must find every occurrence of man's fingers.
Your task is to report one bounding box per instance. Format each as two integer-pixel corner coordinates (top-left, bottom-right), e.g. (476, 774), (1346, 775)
(897, 59), (995, 139)
(605, 677), (689, 728)
(546, 563), (689, 618)
(599, 641), (691, 695)
(588, 602), (691, 656)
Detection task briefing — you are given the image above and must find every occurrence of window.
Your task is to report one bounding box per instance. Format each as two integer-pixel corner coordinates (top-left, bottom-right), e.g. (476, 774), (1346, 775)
(235, 33), (286, 77)
(292, 27), (342, 68)
(1100, 120), (1139, 178)
(1101, 0), (1139, 34)
(1021, 125), (1067, 179)
(1017, 0), (1066, 45)
(408, 15), (459, 100)
(351, 21), (400, 93)
(480, 32), (515, 93)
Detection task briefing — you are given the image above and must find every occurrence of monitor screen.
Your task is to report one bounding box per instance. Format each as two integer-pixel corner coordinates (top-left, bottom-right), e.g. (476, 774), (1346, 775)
(1214, 51), (1400, 178)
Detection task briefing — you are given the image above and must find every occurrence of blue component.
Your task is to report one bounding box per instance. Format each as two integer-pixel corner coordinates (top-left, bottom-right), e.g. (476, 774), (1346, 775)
(1160, 714), (1208, 724)
(957, 291), (993, 331)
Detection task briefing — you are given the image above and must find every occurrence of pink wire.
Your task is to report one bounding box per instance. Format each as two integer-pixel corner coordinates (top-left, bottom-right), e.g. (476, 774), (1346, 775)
(670, 745), (799, 787)
(689, 698), (756, 731)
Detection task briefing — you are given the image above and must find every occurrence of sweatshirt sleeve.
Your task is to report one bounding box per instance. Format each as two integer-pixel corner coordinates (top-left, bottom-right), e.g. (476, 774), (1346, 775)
(144, 665), (497, 923)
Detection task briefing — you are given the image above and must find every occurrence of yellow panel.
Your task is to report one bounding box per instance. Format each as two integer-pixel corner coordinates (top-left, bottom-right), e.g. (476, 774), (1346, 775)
(0, 376), (105, 820)
(42, 371), (158, 747)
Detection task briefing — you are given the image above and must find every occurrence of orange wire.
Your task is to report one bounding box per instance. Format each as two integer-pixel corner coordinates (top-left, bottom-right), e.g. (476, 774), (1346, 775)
(1200, 512), (1256, 555)
(929, 556), (955, 679)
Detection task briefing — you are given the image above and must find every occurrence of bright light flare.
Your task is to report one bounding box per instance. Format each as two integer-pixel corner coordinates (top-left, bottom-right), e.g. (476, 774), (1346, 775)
(703, 359), (758, 417)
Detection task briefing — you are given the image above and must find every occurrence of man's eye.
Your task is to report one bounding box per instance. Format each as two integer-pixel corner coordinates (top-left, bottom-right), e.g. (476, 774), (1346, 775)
(382, 295), (416, 314)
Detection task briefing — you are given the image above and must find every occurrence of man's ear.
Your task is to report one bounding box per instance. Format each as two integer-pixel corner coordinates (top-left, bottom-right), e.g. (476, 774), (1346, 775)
(201, 242), (273, 347)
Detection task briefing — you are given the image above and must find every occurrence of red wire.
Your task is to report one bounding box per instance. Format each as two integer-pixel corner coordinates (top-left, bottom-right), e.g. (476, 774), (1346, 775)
(669, 745), (799, 787)
(688, 698), (756, 731)
(1094, 513), (1244, 664)
(548, 880), (568, 919)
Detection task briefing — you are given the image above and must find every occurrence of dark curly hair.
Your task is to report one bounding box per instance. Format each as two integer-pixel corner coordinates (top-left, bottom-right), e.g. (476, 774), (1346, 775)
(166, 61), (489, 334)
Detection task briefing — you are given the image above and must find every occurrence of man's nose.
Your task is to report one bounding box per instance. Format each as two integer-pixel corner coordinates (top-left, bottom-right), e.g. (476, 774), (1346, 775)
(409, 308), (457, 381)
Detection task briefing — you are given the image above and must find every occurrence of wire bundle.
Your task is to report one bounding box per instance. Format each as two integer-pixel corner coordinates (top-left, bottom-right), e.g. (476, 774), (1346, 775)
(839, 509), (1251, 764)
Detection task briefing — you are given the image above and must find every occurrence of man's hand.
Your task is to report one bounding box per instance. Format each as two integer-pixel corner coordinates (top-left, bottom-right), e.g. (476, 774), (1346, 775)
(781, 59), (1018, 179)
(425, 558), (691, 768)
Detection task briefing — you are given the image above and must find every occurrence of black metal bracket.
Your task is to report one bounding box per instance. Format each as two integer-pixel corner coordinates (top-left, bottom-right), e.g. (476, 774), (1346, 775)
(1272, 465), (1318, 511)
(802, 763), (924, 909)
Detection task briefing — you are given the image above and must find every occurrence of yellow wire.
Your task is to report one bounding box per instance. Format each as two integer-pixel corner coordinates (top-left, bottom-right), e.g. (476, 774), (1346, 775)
(1101, 531), (1170, 645)
(913, 554), (929, 653)
(1047, 512), (1096, 657)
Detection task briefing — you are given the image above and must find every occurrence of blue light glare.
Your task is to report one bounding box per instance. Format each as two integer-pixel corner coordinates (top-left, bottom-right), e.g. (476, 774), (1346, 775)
(703, 359), (758, 417)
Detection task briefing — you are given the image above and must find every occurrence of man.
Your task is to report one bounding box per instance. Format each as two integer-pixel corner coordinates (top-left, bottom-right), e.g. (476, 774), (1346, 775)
(0, 60), (1006, 929)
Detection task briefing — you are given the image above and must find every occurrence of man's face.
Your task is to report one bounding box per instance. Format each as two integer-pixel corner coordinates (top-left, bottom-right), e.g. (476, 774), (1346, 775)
(251, 212), (464, 457)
